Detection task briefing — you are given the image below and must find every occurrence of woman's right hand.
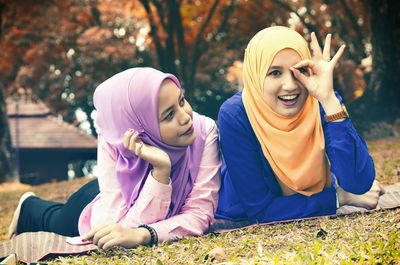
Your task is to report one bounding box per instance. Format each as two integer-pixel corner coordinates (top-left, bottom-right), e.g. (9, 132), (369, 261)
(336, 180), (386, 209)
(84, 221), (151, 249)
(124, 128), (171, 184)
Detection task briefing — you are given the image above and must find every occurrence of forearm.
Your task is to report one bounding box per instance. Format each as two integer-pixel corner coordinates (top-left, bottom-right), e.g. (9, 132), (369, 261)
(238, 184), (337, 223)
(324, 120), (375, 193)
(152, 167), (171, 184)
(121, 173), (172, 227)
(149, 161), (220, 242)
(319, 92), (344, 120)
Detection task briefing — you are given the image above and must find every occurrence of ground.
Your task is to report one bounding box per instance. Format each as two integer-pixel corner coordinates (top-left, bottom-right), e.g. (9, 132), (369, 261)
(0, 137), (399, 264)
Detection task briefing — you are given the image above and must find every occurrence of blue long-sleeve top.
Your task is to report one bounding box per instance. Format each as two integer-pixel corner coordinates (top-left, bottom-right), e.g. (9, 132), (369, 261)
(215, 91), (375, 223)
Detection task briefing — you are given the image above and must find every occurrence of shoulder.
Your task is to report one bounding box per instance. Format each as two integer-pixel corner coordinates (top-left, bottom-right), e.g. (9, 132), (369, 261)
(218, 91), (248, 124)
(204, 116), (218, 136)
(219, 91), (245, 116)
(218, 91), (252, 132)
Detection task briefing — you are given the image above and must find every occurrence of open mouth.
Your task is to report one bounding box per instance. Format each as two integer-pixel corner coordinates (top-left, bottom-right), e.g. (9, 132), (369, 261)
(278, 94), (299, 106)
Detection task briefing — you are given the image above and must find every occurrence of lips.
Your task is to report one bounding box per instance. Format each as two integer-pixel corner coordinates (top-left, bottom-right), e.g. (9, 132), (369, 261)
(278, 94), (299, 106)
(182, 125), (194, 136)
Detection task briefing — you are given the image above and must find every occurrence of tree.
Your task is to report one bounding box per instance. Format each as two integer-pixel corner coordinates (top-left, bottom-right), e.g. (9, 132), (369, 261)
(0, 0), (152, 136)
(0, 1), (18, 182)
(0, 84), (18, 183)
(137, 0), (232, 102)
(137, 0), (292, 117)
(350, 0), (400, 120)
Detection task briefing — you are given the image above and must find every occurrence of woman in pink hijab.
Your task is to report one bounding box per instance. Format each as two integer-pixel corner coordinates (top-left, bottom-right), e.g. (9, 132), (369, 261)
(9, 67), (221, 249)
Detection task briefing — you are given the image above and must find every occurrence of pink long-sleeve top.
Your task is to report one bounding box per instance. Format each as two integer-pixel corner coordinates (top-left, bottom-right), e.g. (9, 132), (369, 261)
(78, 117), (221, 242)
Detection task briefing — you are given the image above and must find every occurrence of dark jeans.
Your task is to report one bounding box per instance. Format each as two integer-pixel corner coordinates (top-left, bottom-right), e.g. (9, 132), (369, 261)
(17, 179), (100, 237)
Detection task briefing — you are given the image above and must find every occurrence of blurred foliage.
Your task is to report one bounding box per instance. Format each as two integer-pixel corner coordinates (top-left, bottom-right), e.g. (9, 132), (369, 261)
(0, 0), (398, 136)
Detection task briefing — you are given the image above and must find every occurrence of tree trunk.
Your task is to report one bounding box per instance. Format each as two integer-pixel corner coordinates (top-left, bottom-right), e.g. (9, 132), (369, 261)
(351, 0), (400, 120)
(0, 83), (18, 183)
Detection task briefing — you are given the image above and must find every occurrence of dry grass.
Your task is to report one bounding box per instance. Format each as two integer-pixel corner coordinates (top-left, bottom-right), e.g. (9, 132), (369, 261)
(1, 138), (400, 264)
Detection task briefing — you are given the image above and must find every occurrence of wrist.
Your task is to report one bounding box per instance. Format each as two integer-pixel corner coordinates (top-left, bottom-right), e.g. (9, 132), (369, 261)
(152, 167), (171, 184)
(320, 93), (342, 115)
(137, 225), (158, 246)
(136, 227), (152, 245)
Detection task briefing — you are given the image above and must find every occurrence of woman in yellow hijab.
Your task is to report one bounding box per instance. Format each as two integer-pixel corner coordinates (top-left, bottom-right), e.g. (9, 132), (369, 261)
(215, 26), (383, 223)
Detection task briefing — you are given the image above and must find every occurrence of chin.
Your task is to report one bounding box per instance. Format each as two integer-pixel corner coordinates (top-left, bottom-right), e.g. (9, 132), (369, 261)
(173, 132), (197, 147)
(186, 132), (197, 146)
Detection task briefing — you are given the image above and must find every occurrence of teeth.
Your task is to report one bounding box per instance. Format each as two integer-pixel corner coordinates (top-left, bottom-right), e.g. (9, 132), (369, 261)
(279, 95), (298, 101)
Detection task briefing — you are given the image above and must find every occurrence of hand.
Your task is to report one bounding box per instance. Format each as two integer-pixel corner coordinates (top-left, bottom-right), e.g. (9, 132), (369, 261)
(83, 221), (151, 249)
(337, 180), (386, 209)
(290, 32), (346, 112)
(124, 129), (171, 184)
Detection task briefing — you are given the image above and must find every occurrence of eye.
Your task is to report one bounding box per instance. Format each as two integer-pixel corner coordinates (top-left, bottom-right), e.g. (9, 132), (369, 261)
(268, 70), (281, 76)
(179, 96), (185, 106)
(299, 67), (309, 75)
(165, 111), (174, 121)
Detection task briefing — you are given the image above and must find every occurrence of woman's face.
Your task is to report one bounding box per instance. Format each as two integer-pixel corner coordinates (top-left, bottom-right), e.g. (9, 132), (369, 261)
(158, 79), (196, 147)
(263, 48), (309, 117)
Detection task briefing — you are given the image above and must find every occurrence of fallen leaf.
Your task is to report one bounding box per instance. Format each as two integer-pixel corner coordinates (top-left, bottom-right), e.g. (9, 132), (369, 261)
(206, 246), (227, 262)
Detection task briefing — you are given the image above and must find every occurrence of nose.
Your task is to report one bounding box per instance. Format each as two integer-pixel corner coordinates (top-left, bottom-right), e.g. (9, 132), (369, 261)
(282, 72), (298, 91)
(177, 107), (191, 125)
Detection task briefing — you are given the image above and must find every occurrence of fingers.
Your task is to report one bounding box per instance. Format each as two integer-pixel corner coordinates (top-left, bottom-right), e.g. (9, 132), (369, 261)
(373, 180), (386, 195)
(129, 132), (143, 155)
(291, 59), (314, 83)
(83, 221), (111, 241)
(310, 32), (323, 60)
(322, 34), (331, 61)
(87, 222), (117, 247)
(379, 183), (386, 195)
(92, 223), (128, 250)
(102, 238), (120, 250)
(330, 44), (346, 66)
(123, 129), (134, 149)
(292, 59), (315, 70)
(310, 32), (345, 66)
(124, 128), (144, 156)
(96, 232), (115, 249)
(290, 67), (307, 86)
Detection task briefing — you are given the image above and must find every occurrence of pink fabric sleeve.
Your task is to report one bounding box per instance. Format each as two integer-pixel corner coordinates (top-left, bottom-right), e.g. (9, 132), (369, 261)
(148, 117), (222, 242)
(120, 173), (172, 228)
(79, 136), (127, 235)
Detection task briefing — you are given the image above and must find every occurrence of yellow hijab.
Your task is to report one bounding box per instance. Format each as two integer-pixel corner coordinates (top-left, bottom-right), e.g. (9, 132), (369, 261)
(242, 26), (331, 196)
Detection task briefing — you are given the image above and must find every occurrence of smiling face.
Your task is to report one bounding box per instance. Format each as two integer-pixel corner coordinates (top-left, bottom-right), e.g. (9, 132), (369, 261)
(158, 79), (196, 147)
(263, 48), (309, 117)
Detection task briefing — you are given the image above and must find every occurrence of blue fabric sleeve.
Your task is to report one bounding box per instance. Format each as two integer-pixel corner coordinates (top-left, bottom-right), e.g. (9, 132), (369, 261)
(320, 93), (375, 194)
(216, 93), (336, 223)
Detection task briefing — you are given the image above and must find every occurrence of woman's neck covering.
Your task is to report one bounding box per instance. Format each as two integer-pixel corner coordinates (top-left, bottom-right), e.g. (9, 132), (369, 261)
(94, 67), (206, 217)
(242, 26), (331, 196)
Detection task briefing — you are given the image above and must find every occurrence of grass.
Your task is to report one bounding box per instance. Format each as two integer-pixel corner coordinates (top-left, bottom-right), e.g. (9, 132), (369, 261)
(1, 137), (400, 264)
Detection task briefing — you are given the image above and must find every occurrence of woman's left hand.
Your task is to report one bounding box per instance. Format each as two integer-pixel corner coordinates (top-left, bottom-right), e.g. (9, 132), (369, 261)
(337, 180), (386, 209)
(290, 32), (346, 106)
(83, 221), (150, 249)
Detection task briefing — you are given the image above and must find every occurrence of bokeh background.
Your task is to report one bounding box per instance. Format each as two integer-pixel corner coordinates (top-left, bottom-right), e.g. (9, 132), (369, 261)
(1, 0), (399, 183)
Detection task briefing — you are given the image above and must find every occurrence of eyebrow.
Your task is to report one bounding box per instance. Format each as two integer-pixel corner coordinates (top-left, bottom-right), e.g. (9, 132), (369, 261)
(268, 65), (282, 71)
(160, 91), (183, 118)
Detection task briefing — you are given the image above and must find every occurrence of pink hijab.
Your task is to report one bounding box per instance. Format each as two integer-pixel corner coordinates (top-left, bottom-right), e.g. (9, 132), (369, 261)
(93, 67), (206, 217)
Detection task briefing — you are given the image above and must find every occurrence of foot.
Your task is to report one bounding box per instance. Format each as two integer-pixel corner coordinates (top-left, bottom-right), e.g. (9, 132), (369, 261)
(8, 191), (35, 239)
